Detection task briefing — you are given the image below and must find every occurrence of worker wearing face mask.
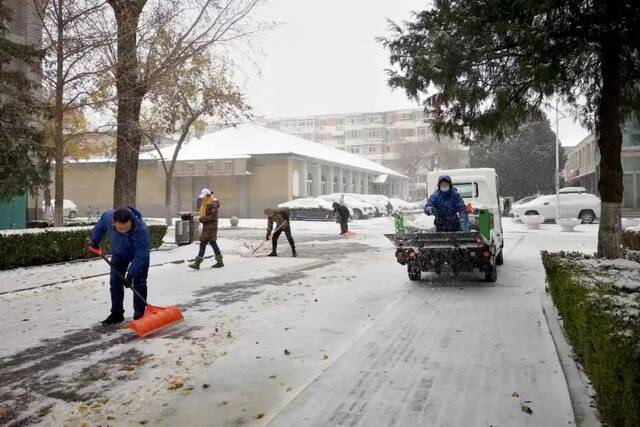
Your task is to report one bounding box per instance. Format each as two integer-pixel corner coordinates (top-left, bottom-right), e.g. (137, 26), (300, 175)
(424, 175), (469, 232)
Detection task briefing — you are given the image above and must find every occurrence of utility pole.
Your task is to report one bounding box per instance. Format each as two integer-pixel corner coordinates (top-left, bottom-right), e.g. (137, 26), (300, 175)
(555, 97), (560, 222)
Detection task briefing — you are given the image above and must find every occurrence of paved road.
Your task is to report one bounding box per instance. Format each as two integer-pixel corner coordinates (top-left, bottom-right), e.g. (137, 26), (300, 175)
(0, 219), (594, 426)
(270, 233), (575, 426)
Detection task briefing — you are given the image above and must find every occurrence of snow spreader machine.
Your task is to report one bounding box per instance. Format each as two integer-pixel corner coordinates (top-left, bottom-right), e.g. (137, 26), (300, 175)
(386, 168), (504, 283)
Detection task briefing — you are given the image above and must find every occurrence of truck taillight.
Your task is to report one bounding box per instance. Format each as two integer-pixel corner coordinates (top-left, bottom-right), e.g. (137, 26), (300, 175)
(466, 202), (473, 213)
(483, 251), (491, 258)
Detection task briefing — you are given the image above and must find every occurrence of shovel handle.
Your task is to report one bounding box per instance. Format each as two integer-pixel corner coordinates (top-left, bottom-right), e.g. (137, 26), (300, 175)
(254, 220), (288, 254)
(99, 254), (148, 306)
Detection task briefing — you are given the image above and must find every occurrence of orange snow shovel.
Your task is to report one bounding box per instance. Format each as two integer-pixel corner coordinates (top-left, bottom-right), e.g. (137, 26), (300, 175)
(99, 254), (184, 337)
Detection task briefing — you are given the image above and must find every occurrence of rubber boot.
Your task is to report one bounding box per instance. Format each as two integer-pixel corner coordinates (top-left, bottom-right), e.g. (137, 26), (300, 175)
(268, 240), (278, 257)
(188, 256), (203, 270)
(291, 248), (297, 257)
(212, 255), (224, 268)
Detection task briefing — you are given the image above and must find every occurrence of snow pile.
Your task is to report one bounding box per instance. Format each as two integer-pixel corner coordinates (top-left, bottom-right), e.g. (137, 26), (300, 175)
(0, 225), (93, 235)
(576, 257), (640, 292)
(404, 214), (435, 231)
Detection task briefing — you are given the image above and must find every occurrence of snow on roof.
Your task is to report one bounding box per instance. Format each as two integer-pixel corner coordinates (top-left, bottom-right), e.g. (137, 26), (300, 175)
(140, 123), (406, 178)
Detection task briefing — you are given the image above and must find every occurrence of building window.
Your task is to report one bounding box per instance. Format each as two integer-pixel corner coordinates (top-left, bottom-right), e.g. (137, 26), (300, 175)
(225, 161), (233, 172)
(307, 173), (313, 195)
(321, 175), (327, 194)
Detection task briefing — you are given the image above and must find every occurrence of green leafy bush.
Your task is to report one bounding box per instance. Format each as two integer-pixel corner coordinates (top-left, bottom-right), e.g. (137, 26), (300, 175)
(542, 252), (640, 427)
(0, 225), (167, 270)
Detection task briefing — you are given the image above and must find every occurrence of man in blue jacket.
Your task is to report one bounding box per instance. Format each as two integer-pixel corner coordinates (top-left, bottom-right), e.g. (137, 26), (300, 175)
(88, 207), (150, 326)
(424, 175), (469, 232)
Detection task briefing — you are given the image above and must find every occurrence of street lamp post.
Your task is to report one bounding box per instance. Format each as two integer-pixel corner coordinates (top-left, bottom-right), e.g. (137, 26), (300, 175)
(549, 98), (567, 223)
(555, 98), (560, 222)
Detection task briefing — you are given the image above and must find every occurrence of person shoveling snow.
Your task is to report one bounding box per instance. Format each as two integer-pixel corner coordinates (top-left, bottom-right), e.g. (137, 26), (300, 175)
(264, 207), (297, 257)
(88, 207), (150, 326)
(332, 202), (351, 236)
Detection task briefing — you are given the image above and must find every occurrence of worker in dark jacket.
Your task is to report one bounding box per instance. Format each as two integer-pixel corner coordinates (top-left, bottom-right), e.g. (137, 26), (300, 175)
(189, 188), (223, 270)
(425, 175), (469, 232)
(88, 207), (150, 325)
(332, 202), (350, 235)
(264, 207), (297, 257)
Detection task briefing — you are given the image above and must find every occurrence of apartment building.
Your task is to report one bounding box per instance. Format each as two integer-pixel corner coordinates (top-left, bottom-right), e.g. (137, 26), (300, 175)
(262, 108), (428, 164)
(565, 119), (640, 211)
(261, 108), (468, 199)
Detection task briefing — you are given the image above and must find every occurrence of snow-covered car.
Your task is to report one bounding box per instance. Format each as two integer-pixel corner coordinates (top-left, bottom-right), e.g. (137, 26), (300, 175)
(319, 194), (375, 219)
(278, 198), (334, 221)
(559, 186), (587, 194)
(346, 194), (390, 216)
(41, 199), (78, 219)
(388, 198), (421, 213)
(511, 193), (601, 224)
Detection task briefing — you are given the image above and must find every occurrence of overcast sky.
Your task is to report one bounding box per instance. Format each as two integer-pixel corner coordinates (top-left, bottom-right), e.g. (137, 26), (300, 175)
(241, 0), (590, 147)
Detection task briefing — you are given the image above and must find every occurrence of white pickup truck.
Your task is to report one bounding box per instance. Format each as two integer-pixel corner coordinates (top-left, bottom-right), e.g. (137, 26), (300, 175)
(387, 168), (504, 282)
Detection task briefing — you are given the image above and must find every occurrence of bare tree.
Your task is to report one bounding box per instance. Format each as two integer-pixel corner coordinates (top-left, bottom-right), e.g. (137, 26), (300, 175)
(101, 0), (263, 208)
(33, 0), (110, 225)
(142, 52), (248, 224)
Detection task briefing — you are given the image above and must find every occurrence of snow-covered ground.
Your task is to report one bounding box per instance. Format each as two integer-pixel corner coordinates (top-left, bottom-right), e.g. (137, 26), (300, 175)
(0, 218), (598, 426)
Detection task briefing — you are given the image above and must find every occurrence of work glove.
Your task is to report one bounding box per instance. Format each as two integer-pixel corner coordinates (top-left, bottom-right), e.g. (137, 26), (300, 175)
(425, 207), (439, 216)
(265, 235), (271, 241)
(460, 221), (470, 232)
(123, 273), (133, 288)
(87, 244), (103, 257)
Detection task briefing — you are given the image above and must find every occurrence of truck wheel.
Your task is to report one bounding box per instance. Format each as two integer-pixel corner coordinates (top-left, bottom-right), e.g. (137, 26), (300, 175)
(484, 261), (497, 282)
(408, 265), (421, 281)
(496, 250), (504, 265)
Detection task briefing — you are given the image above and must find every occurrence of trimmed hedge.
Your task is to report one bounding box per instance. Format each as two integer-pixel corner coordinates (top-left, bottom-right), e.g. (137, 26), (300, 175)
(622, 229), (640, 251)
(542, 251), (640, 427)
(0, 225), (167, 270)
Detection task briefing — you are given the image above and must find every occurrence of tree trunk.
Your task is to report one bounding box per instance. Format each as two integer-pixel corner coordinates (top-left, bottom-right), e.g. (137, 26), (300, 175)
(165, 175), (173, 226)
(596, 22), (623, 259)
(44, 185), (52, 220)
(109, 1), (146, 208)
(53, 0), (65, 227)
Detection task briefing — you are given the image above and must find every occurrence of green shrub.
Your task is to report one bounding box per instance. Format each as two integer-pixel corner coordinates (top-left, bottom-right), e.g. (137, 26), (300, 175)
(622, 229), (640, 251)
(0, 225), (167, 270)
(542, 252), (640, 427)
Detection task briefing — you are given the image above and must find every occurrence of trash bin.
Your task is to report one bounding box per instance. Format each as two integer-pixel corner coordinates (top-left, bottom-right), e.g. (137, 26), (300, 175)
(175, 212), (195, 245)
(191, 214), (201, 241)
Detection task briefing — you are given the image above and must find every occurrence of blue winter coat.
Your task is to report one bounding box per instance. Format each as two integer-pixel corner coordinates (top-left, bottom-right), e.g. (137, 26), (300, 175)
(425, 175), (468, 232)
(91, 207), (150, 278)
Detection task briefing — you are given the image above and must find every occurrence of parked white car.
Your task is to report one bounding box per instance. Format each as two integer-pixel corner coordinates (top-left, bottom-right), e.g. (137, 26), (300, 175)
(511, 193), (601, 223)
(41, 199), (78, 219)
(388, 198), (420, 213)
(346, 193), (390, 216)
(319, 194), (375, 219)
